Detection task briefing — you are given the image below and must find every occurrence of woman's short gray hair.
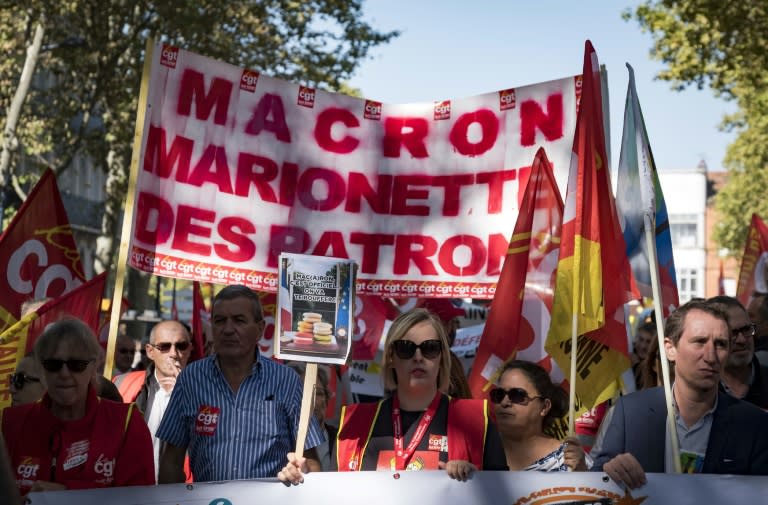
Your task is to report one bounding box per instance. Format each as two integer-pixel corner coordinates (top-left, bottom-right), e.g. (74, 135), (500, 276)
(34, 319), (101, 362)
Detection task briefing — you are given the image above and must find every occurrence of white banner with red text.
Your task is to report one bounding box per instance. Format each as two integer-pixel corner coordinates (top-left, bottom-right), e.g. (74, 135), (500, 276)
(128, 43), (581, 297)
(28, 470), (766, 505)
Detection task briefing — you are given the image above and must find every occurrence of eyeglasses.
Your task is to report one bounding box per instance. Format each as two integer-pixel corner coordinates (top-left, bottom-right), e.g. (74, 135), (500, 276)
(490, 387), (544, 405)
(732, 323), (756, 339)
(10, 372), (41, 390)
(149, 341), (191, 352)
(392, 339), (442, 360)
(41, 359), (92, 373)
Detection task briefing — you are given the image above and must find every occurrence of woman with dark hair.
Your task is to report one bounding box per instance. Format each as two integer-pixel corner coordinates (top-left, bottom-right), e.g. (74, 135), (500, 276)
(278, 308), (506, 484)
(492, 360), (589, 471)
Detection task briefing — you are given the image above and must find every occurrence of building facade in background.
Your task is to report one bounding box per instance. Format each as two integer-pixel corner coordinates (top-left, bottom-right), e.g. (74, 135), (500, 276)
(657, 161), (738, 303)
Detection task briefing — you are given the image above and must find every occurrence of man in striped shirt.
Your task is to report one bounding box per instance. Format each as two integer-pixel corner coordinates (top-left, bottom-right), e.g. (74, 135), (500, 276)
(156, 285), (324, 482)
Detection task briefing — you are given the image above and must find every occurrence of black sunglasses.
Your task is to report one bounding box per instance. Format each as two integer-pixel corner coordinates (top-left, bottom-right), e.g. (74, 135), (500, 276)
(149, 341), (191, 352)
(392, 339), (442, 360)
(490, 387), (544, 405)
(41, 359), (92, 373)
(732, 323), (756, 339)
(10, 372), (41, 390)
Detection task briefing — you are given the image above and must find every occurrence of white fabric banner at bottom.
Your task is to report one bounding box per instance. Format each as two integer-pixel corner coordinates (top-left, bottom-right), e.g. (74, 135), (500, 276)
(27, 470), (767, 505)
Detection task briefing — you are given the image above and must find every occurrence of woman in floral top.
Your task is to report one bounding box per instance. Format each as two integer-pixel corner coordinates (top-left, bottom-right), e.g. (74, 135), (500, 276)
(491, 360), (591, 472)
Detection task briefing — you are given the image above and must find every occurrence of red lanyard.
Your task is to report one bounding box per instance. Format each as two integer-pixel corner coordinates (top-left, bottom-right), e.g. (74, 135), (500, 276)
(391, 392), (441, 471)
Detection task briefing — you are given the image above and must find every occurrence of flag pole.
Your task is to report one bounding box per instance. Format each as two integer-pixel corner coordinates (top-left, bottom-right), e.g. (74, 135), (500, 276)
(644, 212), (681, 473)
(568, 313), (578, 435)
(104, 37), (154, 378)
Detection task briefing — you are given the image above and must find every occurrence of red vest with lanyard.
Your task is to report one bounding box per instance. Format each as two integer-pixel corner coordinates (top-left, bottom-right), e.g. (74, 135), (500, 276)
(336, 394), (488, 471)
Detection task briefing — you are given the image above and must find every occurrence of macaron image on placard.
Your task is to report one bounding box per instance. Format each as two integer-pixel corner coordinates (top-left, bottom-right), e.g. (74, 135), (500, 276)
(312, 321), (334, 345)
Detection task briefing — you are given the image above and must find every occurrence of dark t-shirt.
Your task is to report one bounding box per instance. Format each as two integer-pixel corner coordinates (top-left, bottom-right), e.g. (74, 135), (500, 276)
(333, 395), (507, 471)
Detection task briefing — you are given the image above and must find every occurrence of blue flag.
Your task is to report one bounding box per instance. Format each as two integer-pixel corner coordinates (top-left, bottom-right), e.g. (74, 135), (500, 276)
(616, 64), (679, 311)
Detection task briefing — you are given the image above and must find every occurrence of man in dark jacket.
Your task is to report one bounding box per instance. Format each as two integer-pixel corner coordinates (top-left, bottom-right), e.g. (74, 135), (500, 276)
(592, 300), (768, 488)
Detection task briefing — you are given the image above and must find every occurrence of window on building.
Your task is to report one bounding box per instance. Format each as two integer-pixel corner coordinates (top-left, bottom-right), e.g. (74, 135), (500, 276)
(670, 214), (698, 248)
(678, 268), (700, 303)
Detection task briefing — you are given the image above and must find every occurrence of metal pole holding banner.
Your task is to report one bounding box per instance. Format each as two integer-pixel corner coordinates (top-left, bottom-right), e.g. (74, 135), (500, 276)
(295, 363), (318, 458)
(643, 212), (681, 473)
(103, 37), (154, 378)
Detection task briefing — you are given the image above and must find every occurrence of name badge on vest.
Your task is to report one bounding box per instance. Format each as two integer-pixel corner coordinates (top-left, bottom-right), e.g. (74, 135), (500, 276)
(195, 405), (221, 436)
(62, 440), (90, 470)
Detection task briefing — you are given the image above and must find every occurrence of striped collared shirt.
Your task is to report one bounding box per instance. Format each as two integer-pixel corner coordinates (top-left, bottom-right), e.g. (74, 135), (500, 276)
(156, 354), (324, 481)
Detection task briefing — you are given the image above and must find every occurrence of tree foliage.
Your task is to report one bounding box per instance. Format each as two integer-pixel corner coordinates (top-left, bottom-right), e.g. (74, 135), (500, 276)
(0, 0), (397, 269)
(625, 1), (768, 254)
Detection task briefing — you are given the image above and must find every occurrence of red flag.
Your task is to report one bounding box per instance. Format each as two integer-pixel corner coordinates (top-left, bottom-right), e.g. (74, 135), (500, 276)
(352, 295), (399, 360)
(258, 291), (278, 357)
(545, 41), (634, 411)
(190, 281), (208, 361)
(736, 214), (768, 305)
(468, 148), (564, 399)
(0, 273), (106, 408)
(0, 170), (86, 333)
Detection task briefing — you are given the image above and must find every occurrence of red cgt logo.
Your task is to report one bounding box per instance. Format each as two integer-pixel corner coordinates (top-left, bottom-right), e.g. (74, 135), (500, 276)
(298, 85), (316, 108)
(195, 405), (221, 436)
(160, 45), (179, 68)
(240, 69), (260, 92)
(499, 88), (516, 111)
(364, 100), (382, 120)
(434, 100), (451, 120)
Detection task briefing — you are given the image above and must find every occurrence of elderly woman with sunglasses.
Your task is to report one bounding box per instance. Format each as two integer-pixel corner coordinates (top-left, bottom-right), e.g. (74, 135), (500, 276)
(491, 360), (590, 471)
(1, 319), (155, 496)
(279, 308), (507, 484)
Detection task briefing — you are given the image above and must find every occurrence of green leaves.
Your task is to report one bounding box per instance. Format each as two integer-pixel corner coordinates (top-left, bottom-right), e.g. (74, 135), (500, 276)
(627, 1), (768, 254)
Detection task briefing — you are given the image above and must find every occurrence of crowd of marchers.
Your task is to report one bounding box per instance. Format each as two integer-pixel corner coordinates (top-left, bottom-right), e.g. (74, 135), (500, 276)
(2, 287), (767, 503)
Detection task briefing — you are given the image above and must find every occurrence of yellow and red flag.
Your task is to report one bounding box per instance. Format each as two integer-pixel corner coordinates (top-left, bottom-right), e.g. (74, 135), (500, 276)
(0, 272), (106, 409)
(544, 41), (633, 412)
(735, 214), (768, 305)
(0, 170), (86, 334)
(468, 147), (564, 399)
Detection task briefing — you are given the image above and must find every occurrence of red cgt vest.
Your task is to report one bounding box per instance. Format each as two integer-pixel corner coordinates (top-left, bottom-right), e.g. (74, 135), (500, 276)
(336, 396), (488, 471)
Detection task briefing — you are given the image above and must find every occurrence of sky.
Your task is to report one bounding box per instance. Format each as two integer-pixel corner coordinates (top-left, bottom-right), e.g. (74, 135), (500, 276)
(348, 1), (736, 173)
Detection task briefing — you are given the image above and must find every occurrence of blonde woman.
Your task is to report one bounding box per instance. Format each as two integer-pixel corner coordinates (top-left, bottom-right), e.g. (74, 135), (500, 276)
(279, 308), (506, 483)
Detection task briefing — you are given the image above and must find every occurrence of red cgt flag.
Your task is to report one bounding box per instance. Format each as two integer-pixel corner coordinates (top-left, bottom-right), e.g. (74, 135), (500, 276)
(0, 272), (106, 408)
(0, 169), (86, 333)
(736, 214), (768, 305)
(545, 41), (634, 412)
(191, 281), (209, 362)
(468, 147), (565, 399)
(352, 295), (400, 361)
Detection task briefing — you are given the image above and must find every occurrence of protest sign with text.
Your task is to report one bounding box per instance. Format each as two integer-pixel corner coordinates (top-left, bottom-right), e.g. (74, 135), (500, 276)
(276, 253), (355, 365)
(129, 43), (580, 297)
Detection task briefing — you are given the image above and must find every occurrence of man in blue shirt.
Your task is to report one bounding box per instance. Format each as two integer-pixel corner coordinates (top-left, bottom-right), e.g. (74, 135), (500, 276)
(157, 285), (324, 482)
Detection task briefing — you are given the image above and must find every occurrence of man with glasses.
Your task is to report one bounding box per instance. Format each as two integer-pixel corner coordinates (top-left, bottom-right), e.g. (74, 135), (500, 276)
(113, 320), (193, 479)
(709, 295), (768, 409)
(157, 285), (324, 483)
(592, 300), (768, 489)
